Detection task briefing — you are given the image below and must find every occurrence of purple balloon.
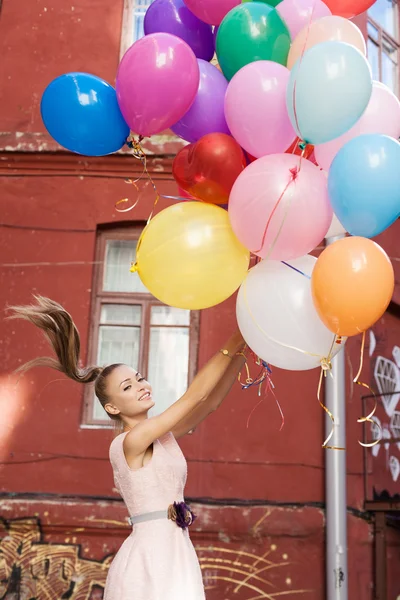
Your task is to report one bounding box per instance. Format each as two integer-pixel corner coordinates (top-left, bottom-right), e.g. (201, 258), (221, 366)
(171, 59), (230, 143)
(213, 25), (219, 51)
(116, 33), (199, 137)
(144, 0), (214, 61)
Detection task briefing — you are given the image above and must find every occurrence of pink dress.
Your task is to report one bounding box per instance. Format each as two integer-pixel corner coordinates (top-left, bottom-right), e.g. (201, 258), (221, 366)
(104, 431), (206, 600)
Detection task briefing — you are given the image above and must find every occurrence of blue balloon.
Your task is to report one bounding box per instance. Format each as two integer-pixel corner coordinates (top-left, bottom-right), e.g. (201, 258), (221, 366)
(286, 41), (372, 145)
(41, 73), (130, 156)
(328, 134), (400, 238)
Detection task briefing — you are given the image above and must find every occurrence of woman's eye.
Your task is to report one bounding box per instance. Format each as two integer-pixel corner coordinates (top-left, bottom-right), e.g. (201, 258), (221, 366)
(137, 377), (145, 383)
(123, 385), (132, 392)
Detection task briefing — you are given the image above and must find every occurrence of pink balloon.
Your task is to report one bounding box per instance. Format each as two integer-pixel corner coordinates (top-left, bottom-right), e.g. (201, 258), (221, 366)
(277, 0), (331, 40)
(225, 61), (296, 158)
(229, 154), (332, 260)
(116, 33), (199, 137)
(315, 81), (400, 170)
(183, 0), (240, 25)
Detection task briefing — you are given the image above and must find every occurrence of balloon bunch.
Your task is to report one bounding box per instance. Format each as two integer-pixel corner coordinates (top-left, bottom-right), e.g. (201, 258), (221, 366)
(40, 0), (399, 385)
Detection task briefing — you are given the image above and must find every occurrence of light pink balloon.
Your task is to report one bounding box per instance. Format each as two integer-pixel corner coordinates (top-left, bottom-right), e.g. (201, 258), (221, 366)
(225, 61), (296, 158)
(183, 0), (240, 25)
(229, 154), (332, 260)
(315, 81), (400, 170)
(277, 0), (331, 40)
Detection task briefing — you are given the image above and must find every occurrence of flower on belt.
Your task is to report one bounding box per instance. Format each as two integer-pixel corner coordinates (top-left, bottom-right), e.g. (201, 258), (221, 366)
(168, 502), (196, 530)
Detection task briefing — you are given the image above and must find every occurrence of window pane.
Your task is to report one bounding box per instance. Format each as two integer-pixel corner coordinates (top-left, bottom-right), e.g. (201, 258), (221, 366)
(367, 20), (379, 41)
(103, 239), (148, 294)
(382, 46), (399, 93)
(367, 38), (380, 80)
(133, 0), (154, 42)
(97, 325), (141, 368)
(368, 0), (399, 40)
(148, 327), (190, 416)
(150, 305), (191, 326)
(100, 304), (142, 325)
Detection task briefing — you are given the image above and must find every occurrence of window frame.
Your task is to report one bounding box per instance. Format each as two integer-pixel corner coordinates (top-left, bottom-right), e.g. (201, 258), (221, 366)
(367, 8), (400, 95)
(120, 0), (153, 59)
(82, 226), (200, 428)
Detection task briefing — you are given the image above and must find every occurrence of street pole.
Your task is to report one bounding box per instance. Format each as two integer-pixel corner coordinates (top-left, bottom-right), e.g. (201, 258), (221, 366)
(325, 234), (348, 600)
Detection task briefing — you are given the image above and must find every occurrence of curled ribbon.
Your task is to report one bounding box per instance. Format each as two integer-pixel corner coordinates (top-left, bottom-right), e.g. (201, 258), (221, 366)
(116, 134), (160, 222)
(317, 346), (345, 451)
(237, 349), (285, 431)
(353, 330), (382, 448)
(242, 273), (346, 449)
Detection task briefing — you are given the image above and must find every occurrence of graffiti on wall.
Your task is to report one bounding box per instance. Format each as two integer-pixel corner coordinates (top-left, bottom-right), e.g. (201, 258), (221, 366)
(0, 517), (110, 599)
(0, 516), (312, 599)
(369, 334), (400, 486)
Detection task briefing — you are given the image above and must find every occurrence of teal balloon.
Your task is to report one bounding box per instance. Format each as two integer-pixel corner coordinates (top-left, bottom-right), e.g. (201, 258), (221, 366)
(286, 41), (372, 145)
(216, 3), (291, 81)
(242, 0), (282, 8)
(328, 134), (400, 238)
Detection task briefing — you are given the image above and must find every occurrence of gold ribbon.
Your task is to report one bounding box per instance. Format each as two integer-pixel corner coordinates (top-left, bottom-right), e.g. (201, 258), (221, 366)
(242, 275), (345, 449)
(116, 134), (160, 222)
(353, 330), (381, 448)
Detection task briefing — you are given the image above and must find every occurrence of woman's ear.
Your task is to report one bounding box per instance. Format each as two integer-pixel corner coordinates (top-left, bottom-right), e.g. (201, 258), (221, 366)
(104, 403), (121, 416)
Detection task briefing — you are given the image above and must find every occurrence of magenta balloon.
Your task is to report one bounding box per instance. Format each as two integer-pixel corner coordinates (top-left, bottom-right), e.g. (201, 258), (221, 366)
(116, 33), (199, 137)
(315, 81), (400, 170)
(171, 59), (230, 143)
(144, 0), (214, 61)
(225, 61), (296, 158)
(184, 0), (240, 25)
(229, 154), (332, 260)
(277, 0), (331, 39)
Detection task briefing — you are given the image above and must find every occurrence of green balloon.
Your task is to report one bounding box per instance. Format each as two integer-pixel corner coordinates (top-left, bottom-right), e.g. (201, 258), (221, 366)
(242, 0), (282, 8)
(216, 3), (291, 81)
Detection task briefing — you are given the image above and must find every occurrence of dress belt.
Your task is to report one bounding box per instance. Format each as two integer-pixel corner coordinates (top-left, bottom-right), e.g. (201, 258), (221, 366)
(129, 510), (168, 526)
(129, 502), (196, 530)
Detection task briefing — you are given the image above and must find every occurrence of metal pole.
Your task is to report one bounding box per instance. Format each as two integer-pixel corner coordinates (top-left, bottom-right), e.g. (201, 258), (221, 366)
(325, 234), (348, 600)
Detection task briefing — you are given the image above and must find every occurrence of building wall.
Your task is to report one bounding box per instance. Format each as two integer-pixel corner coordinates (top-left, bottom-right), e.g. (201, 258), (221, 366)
(0, 1), (399, 598)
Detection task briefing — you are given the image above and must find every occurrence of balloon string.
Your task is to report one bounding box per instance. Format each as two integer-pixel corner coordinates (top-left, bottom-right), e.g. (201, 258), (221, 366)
(116, 134), (161, 223)
(237, 351), (284, 431)
(281, 261), (311, 279)
(243, 275), (346, 449)
(116, 134), (205, 214)
(353, 330), (382, 448)
(317, 337), (346, 451)
(252, 165), (300, 256)
(292, 0), (317, 144)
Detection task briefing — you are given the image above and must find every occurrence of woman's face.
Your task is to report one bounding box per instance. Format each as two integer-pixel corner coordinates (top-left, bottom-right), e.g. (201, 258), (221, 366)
(104, 365), (154, 419)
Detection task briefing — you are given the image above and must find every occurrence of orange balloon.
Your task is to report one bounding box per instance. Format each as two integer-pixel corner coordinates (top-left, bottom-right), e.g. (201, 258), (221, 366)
(311, 237), (394, 337)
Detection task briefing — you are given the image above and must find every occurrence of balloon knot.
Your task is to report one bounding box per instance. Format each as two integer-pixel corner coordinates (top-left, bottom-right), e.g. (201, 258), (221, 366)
(289, 166), (299, 180)
(130, 262), (138, 274)
(298, 141), (307, 151)
(320, 357), (332, 373)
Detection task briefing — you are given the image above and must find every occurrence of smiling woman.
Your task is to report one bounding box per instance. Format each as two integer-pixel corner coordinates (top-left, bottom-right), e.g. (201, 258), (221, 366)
(8, 295), (246, 600)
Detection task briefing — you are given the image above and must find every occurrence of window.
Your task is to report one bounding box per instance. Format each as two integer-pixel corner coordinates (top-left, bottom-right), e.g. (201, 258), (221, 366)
(120, 0), (155, 58)
(82, 228), (199, 427)
(367, 0), (400, 95)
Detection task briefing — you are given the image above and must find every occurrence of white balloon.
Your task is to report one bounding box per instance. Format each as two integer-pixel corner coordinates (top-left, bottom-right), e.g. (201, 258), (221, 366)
(236, 255), (346, 371)
(325, 213), (347, 239)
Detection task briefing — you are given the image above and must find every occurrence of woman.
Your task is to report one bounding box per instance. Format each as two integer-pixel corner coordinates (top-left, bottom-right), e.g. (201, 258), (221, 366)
(10, 296), (246, 600)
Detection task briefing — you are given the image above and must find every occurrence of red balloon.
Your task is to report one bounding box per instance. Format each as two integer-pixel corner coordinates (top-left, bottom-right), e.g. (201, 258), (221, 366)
(173, 133), (246, 205)
(321, 0), (375, 18)
(285, 136), (315, 159)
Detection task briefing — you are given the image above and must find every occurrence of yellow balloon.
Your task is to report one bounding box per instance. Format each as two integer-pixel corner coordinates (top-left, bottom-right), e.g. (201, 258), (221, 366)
(287, 16), (366, 70)
(132, 202), (250, 310)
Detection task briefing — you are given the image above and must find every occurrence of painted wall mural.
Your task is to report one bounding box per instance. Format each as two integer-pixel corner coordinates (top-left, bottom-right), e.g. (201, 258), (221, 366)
(0, 516), (312, 600)
(367, 333), (400, 496)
